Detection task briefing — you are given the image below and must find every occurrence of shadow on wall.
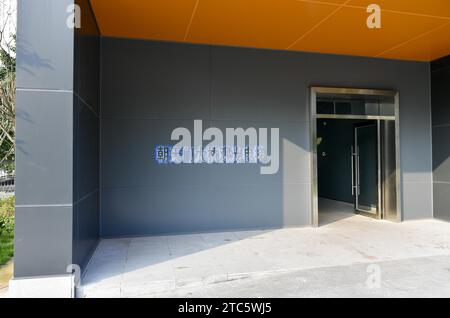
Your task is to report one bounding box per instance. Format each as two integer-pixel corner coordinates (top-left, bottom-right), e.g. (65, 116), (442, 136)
(100, 39), (435, 238)
(14, 107), (33, 157)
(99, 39), (316, 237)
(16, 37), (53, 77)
(100, 130), (311, 236)
(86, 39), (436, 287)
(15, 38), (51, 158)
(82, 133), (312, 288)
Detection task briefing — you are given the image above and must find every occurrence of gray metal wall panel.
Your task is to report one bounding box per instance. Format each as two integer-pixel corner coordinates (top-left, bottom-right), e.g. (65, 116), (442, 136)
(431, 66), (450, 127)
(15, 90), (74, 206)
(101, 39), (211, 119)
(101, 118), (211, 189)
(14, 206), (73, 277)
(76, 99), (99, 198)
(209, 120), (311, 185)
(72, 0), (100, 271)
(16, 0), (74, 90)
(75, 29), (100, 114)
(102, 184), (310, 236)
(210, 47), (309, 121)
(433, 182), (450, 221)
(402, 182), (433, 219)
(100, 118), (311, 236)
(431, 55), (450, 221)
(14, 0), (77, 278)
(101, 118), (309, 190)
(73, 190), (99, 268)
(100, 38), (433, 235)
(432, 125), (450, 182)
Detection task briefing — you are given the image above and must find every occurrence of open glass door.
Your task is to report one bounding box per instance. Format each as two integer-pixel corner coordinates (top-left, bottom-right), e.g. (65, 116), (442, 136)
(354, 123), (380, 217)
(311, 87), (401, 226)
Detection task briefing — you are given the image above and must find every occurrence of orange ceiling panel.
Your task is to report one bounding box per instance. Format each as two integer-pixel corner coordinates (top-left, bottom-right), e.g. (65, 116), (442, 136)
(186, 0), (339, 50)
(378, 22), (450, 61)
(295, 0), (349, 4)
(77, 0), (98, 35)
(89, 0), (450, 61)
(348, 0), (450, 18)
(90, 0), (198, 41)
(289, 6), (447, 61)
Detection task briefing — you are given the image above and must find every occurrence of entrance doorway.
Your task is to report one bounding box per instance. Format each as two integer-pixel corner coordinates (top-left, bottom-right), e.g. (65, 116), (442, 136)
(310, 87), (401, 226)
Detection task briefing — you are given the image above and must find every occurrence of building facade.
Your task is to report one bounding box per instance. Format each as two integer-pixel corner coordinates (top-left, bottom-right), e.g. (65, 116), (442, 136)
(11, 0), (450, 296)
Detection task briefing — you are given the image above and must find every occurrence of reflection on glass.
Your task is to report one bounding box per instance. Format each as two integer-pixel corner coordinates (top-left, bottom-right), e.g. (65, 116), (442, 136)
(379, 102), (395, 116)
(316, 93), (395, 116)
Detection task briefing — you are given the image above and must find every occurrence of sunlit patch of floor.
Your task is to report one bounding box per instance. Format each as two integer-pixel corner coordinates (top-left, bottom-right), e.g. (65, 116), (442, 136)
(81, 201), (450, 298)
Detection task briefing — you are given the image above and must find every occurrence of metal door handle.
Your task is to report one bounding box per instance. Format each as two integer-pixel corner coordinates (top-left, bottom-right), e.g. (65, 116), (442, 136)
(357, 146), (360, 195)
(351, 146), (355, 196)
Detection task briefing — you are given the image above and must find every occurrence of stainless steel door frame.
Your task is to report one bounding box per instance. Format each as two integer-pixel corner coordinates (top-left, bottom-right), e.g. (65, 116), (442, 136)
(377, 120), (382, 219)
(381, 120), (399, 221)
(310, 86), (401, 227)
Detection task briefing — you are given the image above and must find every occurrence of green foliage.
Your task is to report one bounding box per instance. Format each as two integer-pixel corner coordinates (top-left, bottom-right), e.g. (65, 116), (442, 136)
(0, 196), (14, 216)
(0, 33), (16, 166)
(0, 214), (13, 236)
(0, 160), (14, 173)
(0, 196), (14, 235)
(0, 8), (17, 266)
(0, 235), (13, 265)
(0, 196), (14, 265)
(0, 50), (15, 81)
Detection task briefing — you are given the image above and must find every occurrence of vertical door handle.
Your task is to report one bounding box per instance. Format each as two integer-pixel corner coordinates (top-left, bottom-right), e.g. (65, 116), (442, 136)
(357, 146), (360, 195)
(351, 146), (355, 196)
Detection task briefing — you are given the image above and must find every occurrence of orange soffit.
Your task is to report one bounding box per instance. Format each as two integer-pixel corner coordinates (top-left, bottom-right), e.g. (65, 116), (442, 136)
(90, 0), (450, 61)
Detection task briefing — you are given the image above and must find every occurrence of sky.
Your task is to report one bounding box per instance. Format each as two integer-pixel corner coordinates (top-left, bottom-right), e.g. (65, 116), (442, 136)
(0, 0), (16, 60)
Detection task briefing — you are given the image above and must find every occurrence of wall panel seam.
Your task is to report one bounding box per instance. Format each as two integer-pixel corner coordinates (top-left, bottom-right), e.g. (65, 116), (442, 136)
(432, 123), (450, 128)
(101, 183), (313, 191)
(16, 88), (73, 94)
(100, 116), (311, 123)
(74, 189), (99, 206)
(16, 204), (73, 208)
(74, 92), (99, 118)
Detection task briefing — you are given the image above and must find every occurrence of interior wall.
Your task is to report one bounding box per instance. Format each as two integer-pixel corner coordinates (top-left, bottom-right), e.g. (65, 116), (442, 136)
(317, 119), (360, 204)
(431, 55), (450, 221)
(72, 0), (100, 270)
(100, 37), (433, 237)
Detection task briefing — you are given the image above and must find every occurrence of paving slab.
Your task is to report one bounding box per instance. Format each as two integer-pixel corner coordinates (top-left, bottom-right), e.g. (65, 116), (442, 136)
(80, 200), (450, 298)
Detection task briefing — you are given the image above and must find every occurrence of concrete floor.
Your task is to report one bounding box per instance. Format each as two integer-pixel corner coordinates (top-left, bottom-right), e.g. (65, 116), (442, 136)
(80, 199), (450, 298)
(0, 261), (13, 298)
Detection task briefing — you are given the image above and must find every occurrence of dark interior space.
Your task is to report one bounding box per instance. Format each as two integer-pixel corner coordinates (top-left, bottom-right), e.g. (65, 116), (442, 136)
(431, 55), (450, 221)
(317, 117), (378, 225)
(317, 118), (374, 204)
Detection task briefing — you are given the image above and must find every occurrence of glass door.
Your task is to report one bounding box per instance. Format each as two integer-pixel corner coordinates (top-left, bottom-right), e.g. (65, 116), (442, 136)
(354, 123), (380, 216)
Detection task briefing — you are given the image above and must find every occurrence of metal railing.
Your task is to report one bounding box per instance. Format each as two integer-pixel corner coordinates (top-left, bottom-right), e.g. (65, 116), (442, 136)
(0, 170), (14, 192)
